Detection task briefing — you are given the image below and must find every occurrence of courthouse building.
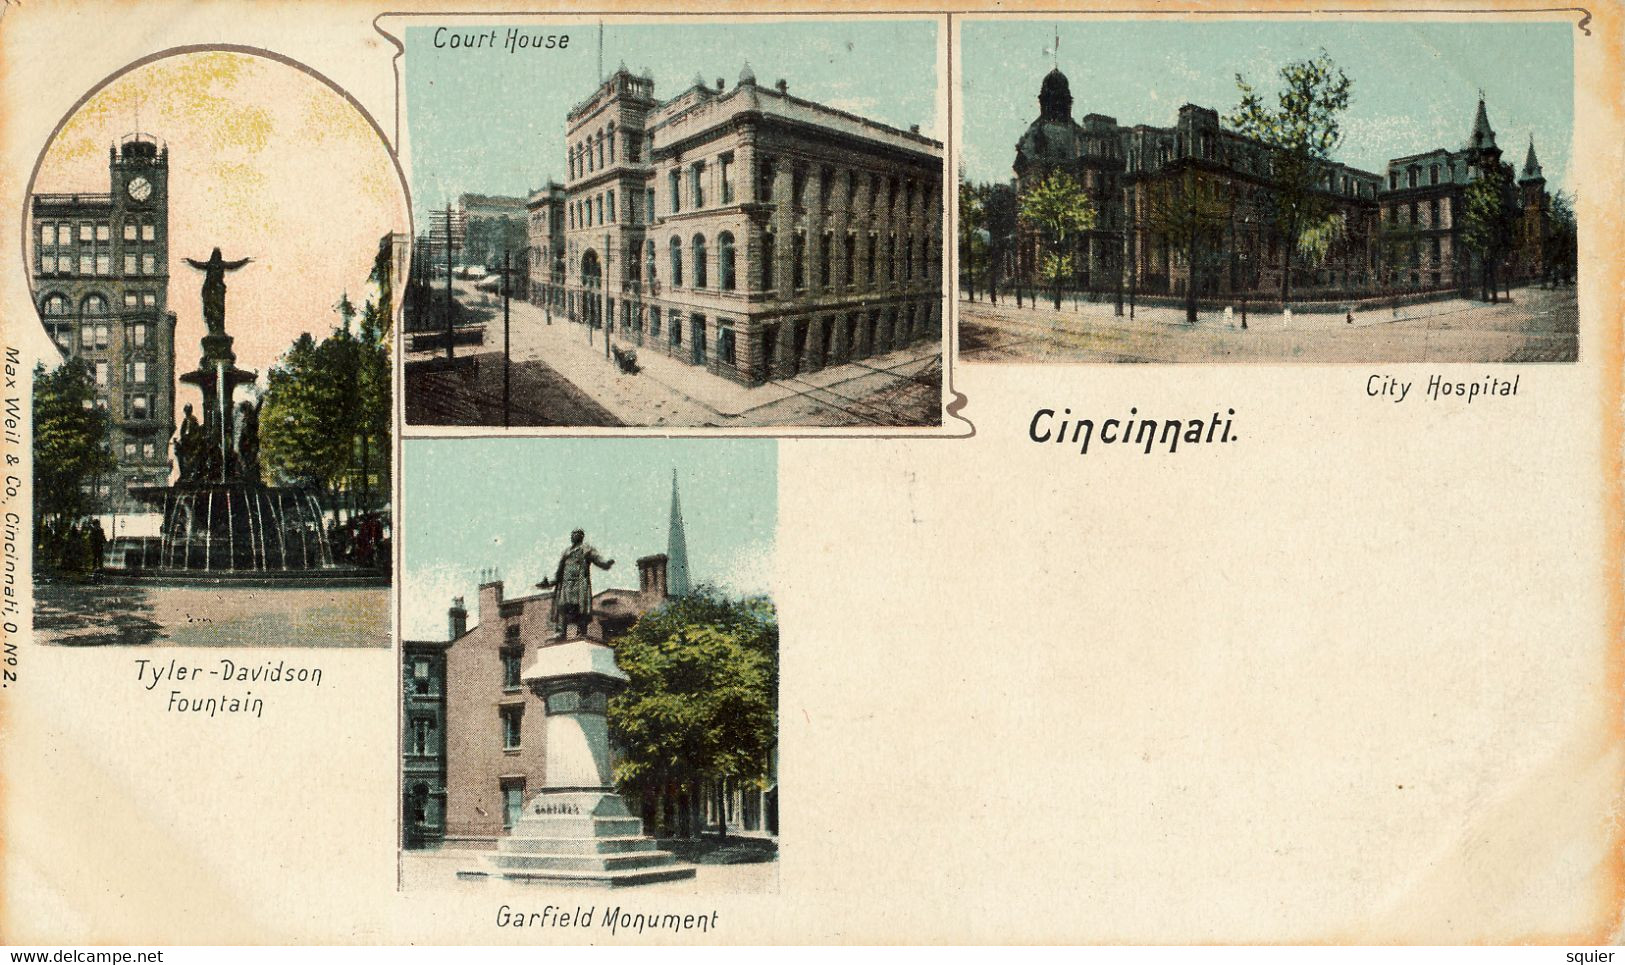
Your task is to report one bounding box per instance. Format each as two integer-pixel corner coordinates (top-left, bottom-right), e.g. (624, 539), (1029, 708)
(401, 476), (776, 848)
(1001, 67), (1555, 302)
(31, 133), (178, 519)
(530, 65), (944, 386)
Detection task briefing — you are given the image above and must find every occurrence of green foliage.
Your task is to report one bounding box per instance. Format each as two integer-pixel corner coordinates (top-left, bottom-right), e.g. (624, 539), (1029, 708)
(1020, 170), (1097, 248)
(1146, 170), (1233, 251)
(1040, 252), (1075, 287)
(33, 359), (112, 531)
(1459, 163), (1515, 260)
(463, 216), (527, 270)
(1227, 51), (1353, 299)
(609, 587), (779, 798)
(1296, 212), (1347, 267)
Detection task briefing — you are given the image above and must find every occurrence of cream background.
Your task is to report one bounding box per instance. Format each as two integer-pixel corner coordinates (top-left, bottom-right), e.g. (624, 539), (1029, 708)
(1, 0), (1621, 945)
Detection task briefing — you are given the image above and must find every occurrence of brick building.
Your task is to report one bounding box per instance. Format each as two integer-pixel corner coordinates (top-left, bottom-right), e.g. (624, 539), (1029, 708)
(1000, 67), (1557, 303)
(457, 192), (528, 270)
(31, 133), (178, 522)
(530, 64), (943, 386)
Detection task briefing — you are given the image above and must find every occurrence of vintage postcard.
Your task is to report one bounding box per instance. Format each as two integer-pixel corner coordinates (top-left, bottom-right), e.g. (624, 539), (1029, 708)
(0, 0), (1623, 951)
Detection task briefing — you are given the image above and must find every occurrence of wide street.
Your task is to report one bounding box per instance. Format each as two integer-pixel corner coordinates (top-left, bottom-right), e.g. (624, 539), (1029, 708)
(406, 280), (943, 427)
(958, 286), (1579, 364)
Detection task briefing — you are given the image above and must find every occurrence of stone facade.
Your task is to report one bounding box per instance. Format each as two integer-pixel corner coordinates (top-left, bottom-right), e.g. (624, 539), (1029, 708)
(31, 134), (178, 518)
(531, 65), (943, 386)
(1003, 68), (1556, 303)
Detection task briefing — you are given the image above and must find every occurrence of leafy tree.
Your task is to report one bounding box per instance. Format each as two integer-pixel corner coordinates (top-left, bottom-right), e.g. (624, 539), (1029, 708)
(958, 176), (987, 301)
(1020, 171), (1097, 309)
(609, 586), (778, 839)
(259, 331), (353, 502)
(1545, 190), (1577, 287)
(1227, 51), (1353, 304)
(33, 360), (113, 574)
(985, 184), (1020, 305)
(1146, 169), (1234, 323)
(1460, 162), (1517, 302)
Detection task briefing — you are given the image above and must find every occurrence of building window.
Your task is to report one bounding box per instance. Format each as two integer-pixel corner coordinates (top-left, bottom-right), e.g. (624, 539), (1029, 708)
(819, 232), (832, 288)
(645, 241), (656, 286)
(40, 222), (54, 247)
(94, 362), (108, 386)
(692, 314), (707, 362)
(79, 254), (93, 275)
(792, 231), (805, 289)
(670, 170), (681, 213)
(142, 293), (156, 308)
(691, 161), (705, 208)
(887, 233), (897, 281)
(645, 188), (655, 222)
(720, 152), (734, 204)
(669, 236), (683, 287)
(502, 780), (525, 829)
(718, 232), (736, 291)
(57, 225), (70, 246)
(501, 706), (523, 750)
(83, 294), (107, 316)
(757, 158), (775, 202)
(596, 195), (604, 225)
(671, 313), (682, 346)
(42, 294), (69, 316)
(905, 236), (914, 281)
(1430, 164), (1439, 186)
(692, 234), (708, 289)
(412, 658), (431, 695)
(844, 233), (856, 286)
(142, 441), (155, 459)
(79, 223), (92, 242)
(502, 647), (522, 690)
(142, 224), (155, 242)
(1429, 199), (1440, 227)
(133, 361), (147, 384)
(650, 307), (662, 338)
(761, 231), (776, 291)
(792, 166), (807, 207)
(123, 441), (136, 458)
(96, 253), (110, 275)
(124, 254), (137, 275)
(607, 189), (616, 223)
(866, 234), (878, 284)
(411, 717), (436, 756)
(820, 167), (834, 208)
(718, 321), (737, 366)
(131, 394), (148, 419)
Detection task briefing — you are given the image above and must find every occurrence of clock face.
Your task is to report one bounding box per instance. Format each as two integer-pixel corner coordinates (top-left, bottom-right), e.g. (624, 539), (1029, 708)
(127, 177), (152, 202)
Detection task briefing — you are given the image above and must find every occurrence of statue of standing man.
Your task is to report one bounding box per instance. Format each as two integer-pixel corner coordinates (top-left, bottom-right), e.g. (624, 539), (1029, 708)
(184, 247), (252, 336)
(549, 528), (614, 638)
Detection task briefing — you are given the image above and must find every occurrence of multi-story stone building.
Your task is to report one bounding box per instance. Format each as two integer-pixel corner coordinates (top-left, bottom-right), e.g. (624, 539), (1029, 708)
(532, 65), (943, 386)
(524, 182), (566, 313)
(457, 192), (527, 269)
(31, 133), (177, 520)
(1001, 67), (1557, 304)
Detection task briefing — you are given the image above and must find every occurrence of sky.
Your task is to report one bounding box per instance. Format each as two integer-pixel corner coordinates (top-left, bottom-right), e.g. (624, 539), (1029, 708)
(960, 20), (1574, 195)
(404, 18), (941, 223)
(29, 51), (408, 425)
(402, 437), (777, 640)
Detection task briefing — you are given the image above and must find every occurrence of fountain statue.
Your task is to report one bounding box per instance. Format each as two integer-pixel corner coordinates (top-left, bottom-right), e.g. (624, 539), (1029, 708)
(129, 250), (336, 574)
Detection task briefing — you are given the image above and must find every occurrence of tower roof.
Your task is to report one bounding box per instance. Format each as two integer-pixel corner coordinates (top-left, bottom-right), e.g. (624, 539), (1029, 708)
(1520, 136), (1545, 182)
(666, 469), (692, 597)
(1039, 67), (1073, 121)
(1466, 96), (1498, 152)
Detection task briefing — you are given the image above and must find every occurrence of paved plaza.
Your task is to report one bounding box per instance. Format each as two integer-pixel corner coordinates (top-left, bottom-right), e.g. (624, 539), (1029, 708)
(406, 281), (943, 428)
(958, 286), (1579, 364)
(402, 839), (778, 894)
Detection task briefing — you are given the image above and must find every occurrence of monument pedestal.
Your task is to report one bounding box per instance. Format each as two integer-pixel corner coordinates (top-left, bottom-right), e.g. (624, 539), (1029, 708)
(459, 635), (695, 887)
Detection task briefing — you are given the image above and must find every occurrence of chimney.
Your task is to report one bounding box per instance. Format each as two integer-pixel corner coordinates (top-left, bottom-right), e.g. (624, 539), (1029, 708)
(910, 124), (920, 134)
(477, 575), (504, 624)
(775, 79), (788, 95)
(637, 554), (670, 602)
(449, 596), (468, 638)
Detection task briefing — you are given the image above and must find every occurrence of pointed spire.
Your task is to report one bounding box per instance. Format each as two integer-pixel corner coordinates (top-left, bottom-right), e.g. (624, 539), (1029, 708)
(1521, 135), (1544, 182)
(666, 468), (691, 597)
(1467, 93), (1497, 152)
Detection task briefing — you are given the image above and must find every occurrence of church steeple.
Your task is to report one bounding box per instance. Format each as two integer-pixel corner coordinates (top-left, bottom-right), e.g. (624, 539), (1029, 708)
(666, 469), (691, 597)
(1466, 93), (1498, 153)
(1520, 135), (1545, 183)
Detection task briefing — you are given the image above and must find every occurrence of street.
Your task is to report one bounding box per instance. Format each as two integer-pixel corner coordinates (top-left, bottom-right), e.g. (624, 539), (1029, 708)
(405, 280), (944, 427)
(958, 286), (1579, 364)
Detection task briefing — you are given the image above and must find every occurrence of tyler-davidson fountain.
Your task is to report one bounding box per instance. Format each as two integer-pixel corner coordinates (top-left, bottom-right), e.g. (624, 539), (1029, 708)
(121, 248), (379, 584)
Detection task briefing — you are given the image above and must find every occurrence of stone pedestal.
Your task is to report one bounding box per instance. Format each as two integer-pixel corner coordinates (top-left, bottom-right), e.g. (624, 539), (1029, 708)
(459, 634), (695, 887)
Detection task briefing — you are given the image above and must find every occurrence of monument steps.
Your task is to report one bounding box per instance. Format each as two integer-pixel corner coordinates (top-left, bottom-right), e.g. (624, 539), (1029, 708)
(497, 835), (659, 855)
(486, 849), (678, 873)
(455, 864), (697, 888)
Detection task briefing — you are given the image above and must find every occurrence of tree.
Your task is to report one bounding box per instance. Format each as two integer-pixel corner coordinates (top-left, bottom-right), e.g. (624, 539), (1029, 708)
(1020, 171), (1098, 309)
(985, 184), (1019, 306)
(1227, 51), (1353, 304)
(33, 359), (114, 575)
(1460, 162), (1517, 303)
(958, 176), (987, 302)
(259, 331), (354, 501)
(1145, 169), (1234, 323)
(609, 587), (778, 839)
(1545, 190), (1577, 287)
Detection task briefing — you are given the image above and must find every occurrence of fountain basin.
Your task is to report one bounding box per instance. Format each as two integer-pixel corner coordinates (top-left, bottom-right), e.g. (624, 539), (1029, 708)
(133, 482), (339, 574)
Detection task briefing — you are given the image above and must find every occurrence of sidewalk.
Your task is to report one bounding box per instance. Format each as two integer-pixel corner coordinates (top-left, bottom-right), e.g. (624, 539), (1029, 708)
(419, 282), (941, 426)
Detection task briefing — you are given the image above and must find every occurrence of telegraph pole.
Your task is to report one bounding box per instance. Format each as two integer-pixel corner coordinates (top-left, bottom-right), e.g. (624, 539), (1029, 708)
(502, 249), (512, 428)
